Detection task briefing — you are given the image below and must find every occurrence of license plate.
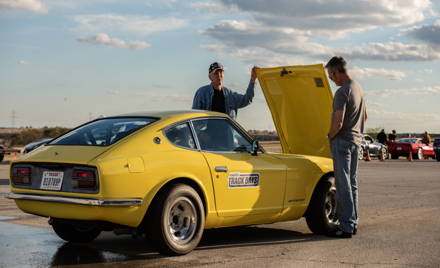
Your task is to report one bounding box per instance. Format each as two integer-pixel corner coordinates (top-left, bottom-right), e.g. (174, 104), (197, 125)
(396, 147), (402, 150)
(40, 171), (64, 191)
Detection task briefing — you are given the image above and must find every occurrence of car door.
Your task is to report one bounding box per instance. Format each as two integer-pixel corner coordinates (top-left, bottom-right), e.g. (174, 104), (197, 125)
(191, 118), (286, 217)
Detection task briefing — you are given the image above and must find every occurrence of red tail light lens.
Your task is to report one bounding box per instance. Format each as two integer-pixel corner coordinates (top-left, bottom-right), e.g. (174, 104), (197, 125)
(72, 169), (97, 189)
(12, 167), (32, 185)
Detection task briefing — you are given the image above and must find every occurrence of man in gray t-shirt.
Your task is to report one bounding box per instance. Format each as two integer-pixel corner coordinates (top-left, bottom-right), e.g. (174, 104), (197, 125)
(326, 56), (367, 238)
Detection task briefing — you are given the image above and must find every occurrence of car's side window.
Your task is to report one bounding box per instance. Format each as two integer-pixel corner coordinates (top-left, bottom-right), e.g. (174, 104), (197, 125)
(192, 119), (252, 152)
(164, 123), (196, 149)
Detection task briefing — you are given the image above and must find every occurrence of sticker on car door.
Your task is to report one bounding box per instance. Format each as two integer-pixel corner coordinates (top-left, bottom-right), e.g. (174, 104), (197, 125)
(228, 172), (260, 188)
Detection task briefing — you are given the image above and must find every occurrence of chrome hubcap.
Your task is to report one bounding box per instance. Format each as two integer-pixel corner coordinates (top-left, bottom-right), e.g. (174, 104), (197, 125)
(168, 197), (197, 244)
(325, 188), (338, 224)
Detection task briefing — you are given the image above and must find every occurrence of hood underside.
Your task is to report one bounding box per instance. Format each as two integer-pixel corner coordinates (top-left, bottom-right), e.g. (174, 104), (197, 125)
(257, 64), (333, 158)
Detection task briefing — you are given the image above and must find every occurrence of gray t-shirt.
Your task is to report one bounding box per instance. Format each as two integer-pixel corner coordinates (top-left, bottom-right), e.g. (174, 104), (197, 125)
(333, 80), (366, 145)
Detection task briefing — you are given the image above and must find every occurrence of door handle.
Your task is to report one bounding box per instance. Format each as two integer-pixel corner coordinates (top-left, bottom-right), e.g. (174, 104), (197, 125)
(215, 166), (228, 172)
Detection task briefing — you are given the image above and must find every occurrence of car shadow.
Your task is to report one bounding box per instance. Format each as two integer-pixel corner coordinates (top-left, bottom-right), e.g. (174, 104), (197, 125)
(50, 226), (330, 266)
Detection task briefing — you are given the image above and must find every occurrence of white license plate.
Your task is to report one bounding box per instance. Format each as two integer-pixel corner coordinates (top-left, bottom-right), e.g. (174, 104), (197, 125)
(396, 147), (402, 150)
(40, 171), (64, 191)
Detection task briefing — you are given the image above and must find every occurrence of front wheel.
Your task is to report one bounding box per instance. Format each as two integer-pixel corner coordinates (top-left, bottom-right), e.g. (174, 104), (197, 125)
(358, 147), (364, 160)
(146, 184), (205, 255)
(414, 148), (423, 160)
(51, 218), (101, 243)
(305, 176), (339, 234)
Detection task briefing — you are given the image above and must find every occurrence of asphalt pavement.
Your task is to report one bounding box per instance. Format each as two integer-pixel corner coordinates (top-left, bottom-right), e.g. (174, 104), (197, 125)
(0, 159), (439, 268)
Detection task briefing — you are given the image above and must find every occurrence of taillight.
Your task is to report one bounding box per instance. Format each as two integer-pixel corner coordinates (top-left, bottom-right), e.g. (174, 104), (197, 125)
(12, 167), (32, 185)
(72, 169), (97, 189)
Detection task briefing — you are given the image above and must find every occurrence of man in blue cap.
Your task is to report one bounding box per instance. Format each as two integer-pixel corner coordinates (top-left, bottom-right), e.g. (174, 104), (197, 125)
(192, 62), (258, 119)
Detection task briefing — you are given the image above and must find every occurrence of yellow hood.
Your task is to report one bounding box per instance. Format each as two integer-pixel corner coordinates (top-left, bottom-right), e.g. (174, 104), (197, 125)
(257, 64), (333, 158)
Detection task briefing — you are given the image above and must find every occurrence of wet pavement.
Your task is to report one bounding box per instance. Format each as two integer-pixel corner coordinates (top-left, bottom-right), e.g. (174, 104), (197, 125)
(1, 160), (440, 267)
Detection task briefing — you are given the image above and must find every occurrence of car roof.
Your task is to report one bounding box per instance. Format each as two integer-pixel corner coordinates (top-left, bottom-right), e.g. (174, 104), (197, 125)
(111, 110), (228, 120)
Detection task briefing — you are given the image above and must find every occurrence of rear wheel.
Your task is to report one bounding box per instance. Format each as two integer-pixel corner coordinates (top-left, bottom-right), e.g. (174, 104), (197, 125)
(305, 176), (339, 234)
(51, 218), (101, 243)
(146, 184), (205, 255)
(391, 154), (399, 159)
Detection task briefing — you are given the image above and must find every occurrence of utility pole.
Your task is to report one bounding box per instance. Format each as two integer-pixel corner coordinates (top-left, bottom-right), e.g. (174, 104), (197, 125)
(10, 110), (16, 128)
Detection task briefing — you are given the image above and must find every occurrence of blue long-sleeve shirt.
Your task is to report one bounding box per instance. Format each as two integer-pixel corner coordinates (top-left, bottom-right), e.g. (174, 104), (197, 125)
(192, 82), (255, 119)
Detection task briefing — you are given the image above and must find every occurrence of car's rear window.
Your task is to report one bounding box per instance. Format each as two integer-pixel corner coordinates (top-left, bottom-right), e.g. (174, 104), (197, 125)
(49, 117), (158, 146)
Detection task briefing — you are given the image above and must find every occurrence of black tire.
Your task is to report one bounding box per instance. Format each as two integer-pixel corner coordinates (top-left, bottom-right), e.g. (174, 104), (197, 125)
(391, 154), (399, 159)
(51, 218), (101, 243)
(146, 183), (205, 255)
(305, 176), (339, 234)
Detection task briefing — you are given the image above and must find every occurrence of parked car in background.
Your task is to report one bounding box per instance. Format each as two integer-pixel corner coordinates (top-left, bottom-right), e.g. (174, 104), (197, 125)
(388, 138), (435, 160)
(434, 139), (440, 161)
(22, 138), (52, 154)
(359, 134), (387, 160)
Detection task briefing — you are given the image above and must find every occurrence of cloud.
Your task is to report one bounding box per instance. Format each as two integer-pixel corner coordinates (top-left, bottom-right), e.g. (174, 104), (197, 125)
(368, 109), (440, 122)
(365, 85), (440, 97)
(351, 67), (406, 80)
(219, 0), (433, 38)
(0, 0), (47, 13)
(72, 14), (187, 36)
(77, 33), (150, 50)
(202, 18), (440, 65)
(18, 60), (30, 65)
(188, 1), (237, 13)
(402, 20), (440, 48)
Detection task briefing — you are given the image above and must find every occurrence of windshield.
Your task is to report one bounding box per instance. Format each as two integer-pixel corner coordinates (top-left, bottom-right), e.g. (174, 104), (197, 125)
(49, 117), (157, 146)
(397, 138), (418, 143)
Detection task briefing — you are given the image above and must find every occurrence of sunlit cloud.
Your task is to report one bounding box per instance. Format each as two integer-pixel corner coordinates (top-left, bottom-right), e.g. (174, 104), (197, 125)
(366, 85), (440, 97)
(0, 0), (48, 13)
(72, 14), (187, 36)
(77, 33), (150, 50)
(351, 67), (406, 81)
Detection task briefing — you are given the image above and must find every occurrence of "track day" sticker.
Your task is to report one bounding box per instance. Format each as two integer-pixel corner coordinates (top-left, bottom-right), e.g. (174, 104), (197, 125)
(228, 172), (260, 188)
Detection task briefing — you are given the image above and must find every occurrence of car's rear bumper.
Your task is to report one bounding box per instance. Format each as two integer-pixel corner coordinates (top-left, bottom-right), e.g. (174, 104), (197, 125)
(5, 192), (142, 207)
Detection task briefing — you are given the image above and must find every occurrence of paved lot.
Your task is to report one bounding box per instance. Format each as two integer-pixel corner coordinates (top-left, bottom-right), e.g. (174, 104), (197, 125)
(0, 159), (439, 268)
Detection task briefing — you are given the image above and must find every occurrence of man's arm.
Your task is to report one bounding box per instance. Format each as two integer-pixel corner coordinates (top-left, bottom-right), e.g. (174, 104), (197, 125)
(328, 109), (345, 140)
(192, 89), (203, 109)
(232, 66), (259, 109)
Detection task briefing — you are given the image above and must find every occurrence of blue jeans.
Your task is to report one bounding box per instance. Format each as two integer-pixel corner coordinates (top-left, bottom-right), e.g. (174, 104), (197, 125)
(330, 138), (359, 233)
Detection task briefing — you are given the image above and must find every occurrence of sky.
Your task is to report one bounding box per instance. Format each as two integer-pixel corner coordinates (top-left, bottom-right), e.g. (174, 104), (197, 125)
(1, 0), (440, 133)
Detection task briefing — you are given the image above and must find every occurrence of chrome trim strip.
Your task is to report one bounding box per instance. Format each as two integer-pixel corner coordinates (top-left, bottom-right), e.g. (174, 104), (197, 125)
(5, 192), (142, 207)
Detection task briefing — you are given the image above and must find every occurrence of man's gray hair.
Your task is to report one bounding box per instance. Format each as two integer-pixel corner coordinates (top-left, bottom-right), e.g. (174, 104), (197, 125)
(325, 56), (347, 74)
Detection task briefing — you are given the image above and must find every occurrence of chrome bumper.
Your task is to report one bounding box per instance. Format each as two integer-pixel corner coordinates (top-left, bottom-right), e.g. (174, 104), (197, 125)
(5, 192), (143, 207)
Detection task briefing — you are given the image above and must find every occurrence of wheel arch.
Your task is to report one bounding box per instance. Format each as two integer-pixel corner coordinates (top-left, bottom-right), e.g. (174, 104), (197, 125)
(303, 171), (334, 218)
(141, 177), (209, 226)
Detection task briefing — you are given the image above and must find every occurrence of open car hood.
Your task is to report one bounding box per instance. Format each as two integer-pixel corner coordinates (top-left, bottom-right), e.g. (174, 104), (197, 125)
(257, 64), (333, 158)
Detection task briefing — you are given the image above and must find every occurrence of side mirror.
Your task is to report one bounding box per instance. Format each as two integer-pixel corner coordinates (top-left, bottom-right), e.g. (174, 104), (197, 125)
(251, 140), (260, 156)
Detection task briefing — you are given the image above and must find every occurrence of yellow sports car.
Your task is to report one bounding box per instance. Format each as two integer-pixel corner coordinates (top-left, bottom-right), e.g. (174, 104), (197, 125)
(7, 64), (335, 255)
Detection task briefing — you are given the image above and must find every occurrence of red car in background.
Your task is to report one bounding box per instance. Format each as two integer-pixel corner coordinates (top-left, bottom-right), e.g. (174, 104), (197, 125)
(388, 138), (435, 160)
